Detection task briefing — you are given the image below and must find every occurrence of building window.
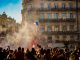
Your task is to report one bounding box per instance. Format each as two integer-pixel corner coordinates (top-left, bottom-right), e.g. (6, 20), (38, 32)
(41, 3), (44, 10)
(48, 13), (51, 19)
(40, 13), (44, 20)
(28, 4), (32, 10)
(28, 11), (32, 19)
(54, 13), (58, 19)
(54, 3), (58, 9)
(62, 25), (67, 31)
(63, 35), (66, 40)
(48, 3), (51, 10)
(55, 35), (59, 40)
(62, 13), (66, 19)
(70, 13), (73, 19)
(69, 2), (73, 9)
(69, 25), (74, 31)
(62, 3), (66, 9)
(54, 25), (59, 31)
(47, 26), (52, 32)
(48, 36), (52, 43)
(41, 26), (45, 32)
(70, 35), (74, 40)
(46, 22), (50, 26)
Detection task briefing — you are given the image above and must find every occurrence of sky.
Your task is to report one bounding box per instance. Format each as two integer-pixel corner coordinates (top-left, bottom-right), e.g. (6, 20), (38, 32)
(0, 0), (22, 23)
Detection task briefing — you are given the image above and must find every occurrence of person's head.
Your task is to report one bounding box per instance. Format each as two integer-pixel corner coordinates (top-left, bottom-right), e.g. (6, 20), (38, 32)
(0, 47), (2, 52)
(59, 49), (64, 54)
(18, 47), (21, 52)
(22, 48), (24, 52)
(32, 48), (35, 51)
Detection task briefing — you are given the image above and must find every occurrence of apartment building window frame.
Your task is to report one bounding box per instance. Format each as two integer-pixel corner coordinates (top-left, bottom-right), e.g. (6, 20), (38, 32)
(40, 13), (44, 21)
(69, 2), (73, 9)
(41, 26), (45, 32)
(54, 13), (58, 19)
(70, 13), (73, 19)
(54, 3), (58, 9)
(40, 3), (44, 10)
(47, 36), (52, 43)
(63, 35), (67, 41)
(55, 35), (60, 40)
(48, 13), (51, 19)
(62, 13), (66, 19)
(28, 3), (33, 10)
(62, 3), (66, 9)
(54, 24), (59, 31)
(69, 24), (74, 31)
(62, 25), (67, 31)
(70, 35), (74, 41)
(47, 26), (52, 32)
(48, 3), (51, 10)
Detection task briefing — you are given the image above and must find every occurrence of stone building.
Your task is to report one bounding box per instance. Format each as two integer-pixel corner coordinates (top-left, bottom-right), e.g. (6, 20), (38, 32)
(22, 0), (80, 48)
(0, 12), (19, 41)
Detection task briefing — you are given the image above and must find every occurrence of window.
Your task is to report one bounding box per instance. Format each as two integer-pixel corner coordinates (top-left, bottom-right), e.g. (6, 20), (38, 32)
(47, 26), (52, 32)
(70, 13), (73, 19)
(54, 13), (58, 19)
(40, 13), (44, 20)
(63, 35), (66, 40)
(48, 13), (51, 19)
(69, 2), (73, 9)
(62, 3), (66, 9)
(48, 3), (51, 10)
(41, 26), (45, 32)
(55, 35), (59, 40)
(48, 36), (52, 43)
(28, 11), (32, 19)
(62, 13), (66, 19)
(54, 25), (59, 31)
(54, 3), (58, 9)
(70, 35), (74, 40)
(28, 4), (32, 10)
(62, 25), (67, 31)
(41, 3), (44, 10)
(69, 25), (74, 31)
(46, 22), (50, 26)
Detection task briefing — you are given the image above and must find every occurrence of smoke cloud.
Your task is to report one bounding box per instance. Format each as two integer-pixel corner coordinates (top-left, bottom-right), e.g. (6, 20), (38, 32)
(0, 21), (42, 50)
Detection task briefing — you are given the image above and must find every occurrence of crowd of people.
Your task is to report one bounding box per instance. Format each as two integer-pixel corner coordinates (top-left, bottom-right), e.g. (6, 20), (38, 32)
(0, 46), (80, 60)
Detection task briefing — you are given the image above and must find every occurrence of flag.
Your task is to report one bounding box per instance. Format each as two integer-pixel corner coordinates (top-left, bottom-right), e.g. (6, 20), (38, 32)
(36, 21), (39, 26)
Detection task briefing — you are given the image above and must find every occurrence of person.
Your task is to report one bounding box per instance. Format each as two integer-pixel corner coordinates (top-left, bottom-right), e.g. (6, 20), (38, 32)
(57, 49), (65, 60)
(45, 49), (51, 60)
(7, 50), (15, 60)
(26, 48), (37, 60)
(15, 47), (24, 60)
(0, 47), (5, 60)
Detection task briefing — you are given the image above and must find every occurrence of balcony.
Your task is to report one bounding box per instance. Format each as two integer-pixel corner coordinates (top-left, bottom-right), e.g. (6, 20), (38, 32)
(46, 0), (78, 1)
(27, 0), (33, 3)
(42, 31), (77, 35)
(55, 40), (80, 44)
(38, 8), (77, 12)
(39, 18), (76, 23)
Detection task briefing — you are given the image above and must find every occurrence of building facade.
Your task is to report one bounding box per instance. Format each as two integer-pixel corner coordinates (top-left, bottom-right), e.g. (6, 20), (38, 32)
(22, 0), (80, 48)
(0, 12), (19, 41)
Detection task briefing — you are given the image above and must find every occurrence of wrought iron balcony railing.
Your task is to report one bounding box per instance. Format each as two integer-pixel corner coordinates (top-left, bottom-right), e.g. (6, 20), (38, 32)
(55, 40), (80, 44)
(42, 31), (77, 35)
(38, 8), (79, 12)
(46, 0), (78, 1)
(39, 18), (76, 23)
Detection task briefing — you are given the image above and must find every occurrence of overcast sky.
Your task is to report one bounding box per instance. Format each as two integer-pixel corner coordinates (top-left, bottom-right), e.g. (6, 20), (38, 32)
(0, 0), (22, 23)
